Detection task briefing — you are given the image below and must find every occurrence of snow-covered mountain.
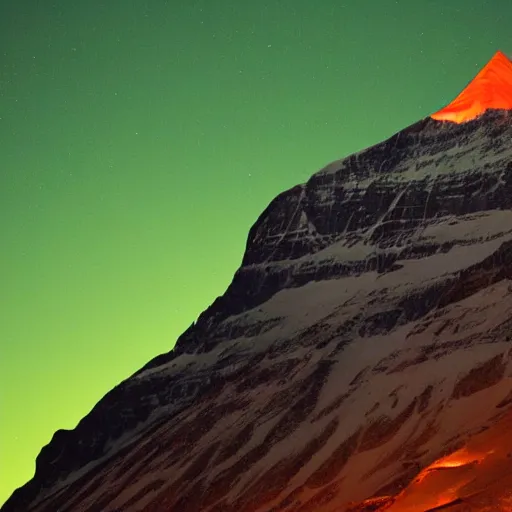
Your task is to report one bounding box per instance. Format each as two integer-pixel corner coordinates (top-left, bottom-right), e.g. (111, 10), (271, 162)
(4, 52), (512, 512)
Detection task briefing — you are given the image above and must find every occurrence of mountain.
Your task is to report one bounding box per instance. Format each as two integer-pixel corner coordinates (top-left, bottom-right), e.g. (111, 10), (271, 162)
(4, 52), (512, 512)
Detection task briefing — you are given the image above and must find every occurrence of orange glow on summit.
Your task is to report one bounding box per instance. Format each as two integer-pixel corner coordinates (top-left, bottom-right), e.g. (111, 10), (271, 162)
(431, 50), (512, 123)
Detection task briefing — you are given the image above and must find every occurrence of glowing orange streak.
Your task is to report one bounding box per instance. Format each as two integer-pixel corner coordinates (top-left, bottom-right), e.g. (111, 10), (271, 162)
(412, 446), (485, 485)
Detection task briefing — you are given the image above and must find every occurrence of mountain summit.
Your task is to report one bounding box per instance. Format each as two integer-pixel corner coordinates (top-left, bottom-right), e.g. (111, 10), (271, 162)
(432, 50), (512, 123)
(3, 57), (512, 512)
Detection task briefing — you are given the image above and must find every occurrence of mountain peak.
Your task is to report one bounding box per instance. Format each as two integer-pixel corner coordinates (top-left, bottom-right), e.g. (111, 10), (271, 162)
(431, 50), (512, 123)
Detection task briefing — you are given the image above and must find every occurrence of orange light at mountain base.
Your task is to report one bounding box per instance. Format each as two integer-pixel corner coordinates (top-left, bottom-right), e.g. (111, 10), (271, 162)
(431, 51), (512, 123)
(371, 409), (512, 512)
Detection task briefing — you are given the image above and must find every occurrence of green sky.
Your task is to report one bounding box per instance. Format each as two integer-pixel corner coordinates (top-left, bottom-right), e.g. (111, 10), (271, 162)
(1, 0), (510, 505)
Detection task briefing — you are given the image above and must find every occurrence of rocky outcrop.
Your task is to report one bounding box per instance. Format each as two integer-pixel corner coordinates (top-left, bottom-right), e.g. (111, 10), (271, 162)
(4, 108), (512, 512)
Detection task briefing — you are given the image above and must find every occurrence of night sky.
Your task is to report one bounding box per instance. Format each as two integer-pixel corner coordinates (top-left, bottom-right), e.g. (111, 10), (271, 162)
(1, 0), (511, 505)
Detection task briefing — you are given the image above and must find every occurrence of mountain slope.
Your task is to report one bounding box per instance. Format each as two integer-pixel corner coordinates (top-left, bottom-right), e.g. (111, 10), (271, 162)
(4, 63), (512, 511)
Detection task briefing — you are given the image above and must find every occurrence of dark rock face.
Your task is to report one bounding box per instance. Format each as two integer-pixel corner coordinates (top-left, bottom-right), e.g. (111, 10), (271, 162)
(182, 111), (512, 351)
(4, 109), (512, 512)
